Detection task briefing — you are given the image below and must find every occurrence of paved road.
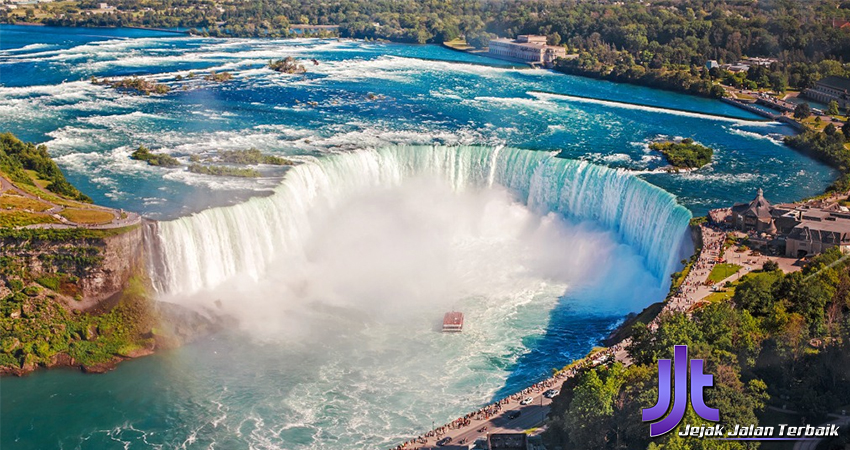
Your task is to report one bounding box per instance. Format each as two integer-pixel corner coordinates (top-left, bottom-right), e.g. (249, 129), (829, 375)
(793, 414), (850, 450)
(417, 392), (553, 449)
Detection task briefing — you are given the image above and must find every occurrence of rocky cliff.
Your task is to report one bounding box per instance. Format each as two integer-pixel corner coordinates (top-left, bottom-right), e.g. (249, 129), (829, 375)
(0, 224), (145, 309)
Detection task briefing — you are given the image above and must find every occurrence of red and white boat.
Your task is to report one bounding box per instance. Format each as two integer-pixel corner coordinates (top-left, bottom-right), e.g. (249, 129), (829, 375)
(442, 312), (464, 332)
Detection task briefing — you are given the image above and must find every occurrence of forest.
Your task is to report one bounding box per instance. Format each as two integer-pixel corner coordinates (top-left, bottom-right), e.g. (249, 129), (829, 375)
(5, 0), (850, 96)
(543, 248), (850, 450)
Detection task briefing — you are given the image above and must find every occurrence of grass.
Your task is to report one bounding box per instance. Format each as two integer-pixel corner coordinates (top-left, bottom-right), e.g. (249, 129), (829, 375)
(59, 208), (114, 225)
(707, 263), (742, 284)
(443, 38), (474, 51)
(0, 210), (58, 228)
(14, 181), (79, 208)
(25, 169), (51, 190)
(0, 192), (52, 212)
(0, 224), (139, 240)
(702, 285), (736, 303)
(0, 273), (156, 371)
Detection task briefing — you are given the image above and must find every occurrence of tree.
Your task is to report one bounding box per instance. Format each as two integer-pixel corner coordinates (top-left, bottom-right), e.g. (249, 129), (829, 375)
(842, 121), (850, 139)
(794, 102), (812, 120)
(564, 367), (624, 450)
(825, 123), (838, 136)
(769, 71), (787, 93)
(466, 31), (490, 49)
(734, 271), (782, 316)
(828, 100), (841, 116)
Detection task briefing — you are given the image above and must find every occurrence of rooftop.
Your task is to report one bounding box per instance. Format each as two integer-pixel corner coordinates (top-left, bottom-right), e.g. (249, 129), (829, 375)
(815, 76), (850, 92)
(490, 37), (549, 50)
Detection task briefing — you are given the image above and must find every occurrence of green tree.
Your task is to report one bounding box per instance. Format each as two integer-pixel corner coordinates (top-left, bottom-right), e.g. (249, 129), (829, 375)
(794, 102), (812, 120)
(564, 366), (624, 449)
(825, 123), (838, 136)
(828, 100), (841, 116)
(769, 71), (787, 93)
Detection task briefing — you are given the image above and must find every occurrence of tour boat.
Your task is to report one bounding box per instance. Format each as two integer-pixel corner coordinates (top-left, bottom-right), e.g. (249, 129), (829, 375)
(442, 312), (464, 332)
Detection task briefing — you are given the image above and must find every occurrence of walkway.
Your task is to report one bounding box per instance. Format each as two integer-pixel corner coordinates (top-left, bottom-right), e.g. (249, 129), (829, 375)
(1, 174), (141, 230)
(657, 225), (726, 317)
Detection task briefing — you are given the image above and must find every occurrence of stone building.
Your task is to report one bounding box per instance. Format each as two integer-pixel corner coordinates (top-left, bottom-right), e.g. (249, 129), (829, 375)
(725, 189), (850, 258)
(785, 220), (850, 258)
(730, 188), (777, 233)
(487, 35), (567, 67)
(803, 76), (850, 109)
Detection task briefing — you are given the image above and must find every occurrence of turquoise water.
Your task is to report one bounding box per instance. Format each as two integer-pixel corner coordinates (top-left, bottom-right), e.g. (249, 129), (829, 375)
(0, 25), (835, 219)
(0, 25), (837, 450)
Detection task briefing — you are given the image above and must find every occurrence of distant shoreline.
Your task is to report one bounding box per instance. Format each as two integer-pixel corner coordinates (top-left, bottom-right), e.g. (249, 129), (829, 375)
(2, 22), (188, 34)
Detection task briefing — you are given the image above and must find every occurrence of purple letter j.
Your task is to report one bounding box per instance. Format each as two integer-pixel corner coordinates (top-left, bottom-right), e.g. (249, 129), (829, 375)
(642, 345), (719, 437)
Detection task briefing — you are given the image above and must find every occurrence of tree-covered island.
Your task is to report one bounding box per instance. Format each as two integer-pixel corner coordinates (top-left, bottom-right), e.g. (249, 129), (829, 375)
(650, 138), (714, 170)
(131, 146), (293, 178)
(130, 145), (181, 168)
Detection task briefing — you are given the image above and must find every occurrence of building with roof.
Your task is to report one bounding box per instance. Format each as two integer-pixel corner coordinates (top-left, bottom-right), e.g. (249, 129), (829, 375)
(742, 57), (778, 67)
(487, 35), (567, 67)
(724, 189), (850, 258)
(730, 188), (776, 233)
(785, 219), (850, 258)
(803, 76), (850, 109)
(720, 63), (750, 73)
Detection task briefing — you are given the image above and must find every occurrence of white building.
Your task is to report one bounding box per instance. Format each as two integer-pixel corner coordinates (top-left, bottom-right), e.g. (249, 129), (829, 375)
(487, 35), (567, 67)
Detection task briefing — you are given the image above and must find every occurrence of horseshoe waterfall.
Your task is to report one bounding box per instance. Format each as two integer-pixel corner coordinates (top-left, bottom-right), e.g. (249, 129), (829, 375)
(147, 145), (692, 296)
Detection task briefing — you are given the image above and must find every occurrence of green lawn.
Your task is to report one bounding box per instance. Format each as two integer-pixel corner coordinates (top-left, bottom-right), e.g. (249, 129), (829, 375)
(707, 263), (742, 284)
(703, 285), (736, 303)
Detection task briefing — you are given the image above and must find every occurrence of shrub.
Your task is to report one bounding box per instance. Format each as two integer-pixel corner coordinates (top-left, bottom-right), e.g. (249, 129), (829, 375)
(23, 286), (40, 297)
(7, 279), (24, 292)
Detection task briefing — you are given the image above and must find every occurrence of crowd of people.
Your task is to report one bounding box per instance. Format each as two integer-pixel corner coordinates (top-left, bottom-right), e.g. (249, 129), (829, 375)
(657, 224), (727, 317)
(389, 345), (624, 450)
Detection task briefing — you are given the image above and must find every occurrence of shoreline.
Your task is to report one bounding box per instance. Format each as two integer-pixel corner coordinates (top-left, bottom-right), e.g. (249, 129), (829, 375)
(530, 89), (770, 122)
(1, 22), (188, 34)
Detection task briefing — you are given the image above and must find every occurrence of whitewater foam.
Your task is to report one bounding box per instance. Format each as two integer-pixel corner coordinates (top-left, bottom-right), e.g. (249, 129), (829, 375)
(150, 145), (691, 297)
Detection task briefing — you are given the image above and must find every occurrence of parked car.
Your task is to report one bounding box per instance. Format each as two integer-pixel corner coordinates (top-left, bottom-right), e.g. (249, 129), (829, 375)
(543, 389), (560, 398)
(520, 396), (533, 405)
(436, 436), (453, 447)
(507, 410), (521, 419)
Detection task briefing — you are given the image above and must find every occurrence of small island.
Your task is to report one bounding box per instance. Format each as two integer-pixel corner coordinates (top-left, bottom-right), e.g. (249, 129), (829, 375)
(188, 164), (260, 178)
(131, 146), (293, 178)
(649, 138), (713, 169)
(204, 71), (233, 82)
(130, 146), (181, 168)
(215, 148), (294, 166)
(269, 57), (306, 74)
(91, 77), (170, 96)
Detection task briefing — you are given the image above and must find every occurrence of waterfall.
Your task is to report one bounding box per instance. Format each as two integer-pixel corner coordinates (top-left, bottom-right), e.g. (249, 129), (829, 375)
(150, 145), (692, 295)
